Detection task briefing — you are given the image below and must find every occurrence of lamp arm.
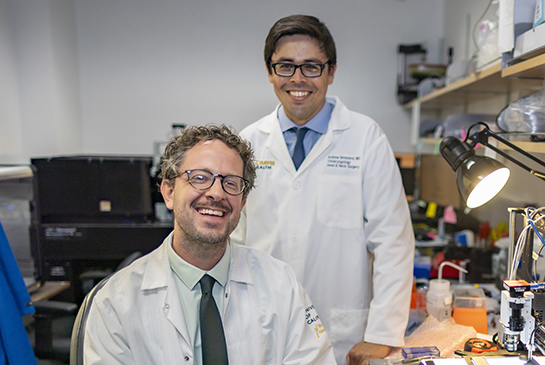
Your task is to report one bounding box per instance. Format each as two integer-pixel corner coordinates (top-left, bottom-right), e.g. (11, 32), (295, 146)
(484, 143), (545, 182)
(471, 129), (545, 182)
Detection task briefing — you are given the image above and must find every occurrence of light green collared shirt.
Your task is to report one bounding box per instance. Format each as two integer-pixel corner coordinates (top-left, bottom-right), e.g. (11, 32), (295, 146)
(167, 241), (230, 365)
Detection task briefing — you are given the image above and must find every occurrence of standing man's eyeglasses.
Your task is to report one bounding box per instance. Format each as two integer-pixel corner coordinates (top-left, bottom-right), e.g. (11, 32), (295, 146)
(269, 61), (331, 78)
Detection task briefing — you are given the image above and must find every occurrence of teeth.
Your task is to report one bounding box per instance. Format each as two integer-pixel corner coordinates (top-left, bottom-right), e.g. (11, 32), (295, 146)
(290, 91), (309, 97)
(198, 208), (224, 217)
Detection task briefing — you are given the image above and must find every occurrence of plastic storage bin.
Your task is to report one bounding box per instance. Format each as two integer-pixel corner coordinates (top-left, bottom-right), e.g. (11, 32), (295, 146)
(452, 286), (488, 334)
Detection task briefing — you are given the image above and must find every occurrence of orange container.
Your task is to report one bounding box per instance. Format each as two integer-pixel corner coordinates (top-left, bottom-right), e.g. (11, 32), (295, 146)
(452, 286), (488, 334)
(452, 307), (488, 334)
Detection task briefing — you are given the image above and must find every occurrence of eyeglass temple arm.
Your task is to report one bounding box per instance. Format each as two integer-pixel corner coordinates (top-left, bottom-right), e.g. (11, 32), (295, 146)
(468, 127), (545, 181)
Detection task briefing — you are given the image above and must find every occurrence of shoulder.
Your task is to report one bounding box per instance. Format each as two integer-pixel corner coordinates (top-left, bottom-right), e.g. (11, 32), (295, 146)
(240, 108), (278, 140)
(331, 97), (383, 135)
(92, 245), (163, 307)
(231, 244), (298, 285)
(233, 243), (292, 269)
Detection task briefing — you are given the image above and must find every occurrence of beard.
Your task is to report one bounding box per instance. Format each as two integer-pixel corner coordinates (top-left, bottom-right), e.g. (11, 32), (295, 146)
(173, 201), (240, 258)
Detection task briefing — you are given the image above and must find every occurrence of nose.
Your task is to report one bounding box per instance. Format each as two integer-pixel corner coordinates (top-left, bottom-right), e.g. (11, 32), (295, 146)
(206, 177), (226, 199)
(290, 67), (306, 82)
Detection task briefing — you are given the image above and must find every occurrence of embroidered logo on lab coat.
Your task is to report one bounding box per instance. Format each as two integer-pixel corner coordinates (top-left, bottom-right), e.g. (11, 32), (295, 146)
(326, 155), (361, 170)
(256, 160), (275, 170)
(305, 304), (325, 338)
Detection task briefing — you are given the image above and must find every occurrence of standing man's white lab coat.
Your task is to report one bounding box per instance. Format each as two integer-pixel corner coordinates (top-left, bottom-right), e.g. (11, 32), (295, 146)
(232, 96), (415, 364)
(83, 233), (336, 364)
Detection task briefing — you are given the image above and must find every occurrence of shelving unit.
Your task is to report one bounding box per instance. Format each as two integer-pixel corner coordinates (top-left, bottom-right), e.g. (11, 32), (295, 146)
(405, 51), (545, 154)
(403, 63), (505, 111)
(417, 137), (545, 156)
(502, 52), (545, 79)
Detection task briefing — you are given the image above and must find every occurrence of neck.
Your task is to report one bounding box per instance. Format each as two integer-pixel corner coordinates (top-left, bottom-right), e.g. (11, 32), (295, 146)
(171, 231), (227, 271)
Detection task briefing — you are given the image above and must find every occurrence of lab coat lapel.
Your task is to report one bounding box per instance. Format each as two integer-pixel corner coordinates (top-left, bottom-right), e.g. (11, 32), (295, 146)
(222, 244), (253, 316)
(295, 127), (332, 174)
(294, 97), (347, 173)
(164, 285), (192, 348)
(259, 108), (297, 174)
(141, 238), (192, 349)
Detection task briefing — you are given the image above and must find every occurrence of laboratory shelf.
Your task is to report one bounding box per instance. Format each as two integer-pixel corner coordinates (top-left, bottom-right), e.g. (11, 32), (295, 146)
(405, 48), (545, 154)
(417, 137), (545, 156)
(502, 52), (545, 79)
(403, 63), (505, 111)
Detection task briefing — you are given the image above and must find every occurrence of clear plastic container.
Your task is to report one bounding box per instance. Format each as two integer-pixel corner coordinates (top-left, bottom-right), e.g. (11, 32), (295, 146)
(452, 286), (488, 333)
(442, 113), (496, 139)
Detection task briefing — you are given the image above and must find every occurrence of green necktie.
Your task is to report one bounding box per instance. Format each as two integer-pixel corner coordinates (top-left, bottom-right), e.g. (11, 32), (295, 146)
(199, 274), (228, 365)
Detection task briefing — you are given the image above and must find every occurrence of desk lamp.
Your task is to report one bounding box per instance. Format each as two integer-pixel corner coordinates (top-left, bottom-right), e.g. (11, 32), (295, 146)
(440, 122), (545, 208)
(440, 123), (545, 360)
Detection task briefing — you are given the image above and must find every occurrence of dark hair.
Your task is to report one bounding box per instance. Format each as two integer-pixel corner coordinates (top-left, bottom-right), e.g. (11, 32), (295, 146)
(159, 124), (256, 199)
(264, 14), (337, 73)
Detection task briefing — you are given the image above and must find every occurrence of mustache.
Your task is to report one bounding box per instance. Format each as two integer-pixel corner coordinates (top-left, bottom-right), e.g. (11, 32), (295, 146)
(283, 83), (315, 90)
(194, 201), (231, 213)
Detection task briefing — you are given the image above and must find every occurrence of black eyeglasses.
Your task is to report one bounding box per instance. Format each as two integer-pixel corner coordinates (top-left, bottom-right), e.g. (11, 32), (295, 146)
(270, 61), (330, 78)
(176, 169), (248, 196)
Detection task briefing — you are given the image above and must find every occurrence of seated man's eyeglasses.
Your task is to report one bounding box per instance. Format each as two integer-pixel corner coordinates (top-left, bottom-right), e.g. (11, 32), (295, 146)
(176, 169), (248, 196)
(270, 61), (330, 78)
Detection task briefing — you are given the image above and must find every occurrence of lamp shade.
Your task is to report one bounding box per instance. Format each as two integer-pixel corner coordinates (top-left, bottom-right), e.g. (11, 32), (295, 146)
(456, 154), (510, 208)
(440, 136), (510, 208)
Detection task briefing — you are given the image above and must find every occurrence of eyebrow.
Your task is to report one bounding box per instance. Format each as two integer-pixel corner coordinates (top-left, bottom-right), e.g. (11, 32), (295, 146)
(271, 57), (325, 64)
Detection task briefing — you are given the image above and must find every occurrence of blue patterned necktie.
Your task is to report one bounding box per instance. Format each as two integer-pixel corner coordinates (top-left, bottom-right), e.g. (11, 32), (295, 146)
(292, 127), (309, 170)
(200, 274), (228, 364)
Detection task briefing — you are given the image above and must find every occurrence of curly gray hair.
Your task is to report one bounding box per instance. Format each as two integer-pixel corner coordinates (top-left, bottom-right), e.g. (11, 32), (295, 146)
(159, 124), (256, 199)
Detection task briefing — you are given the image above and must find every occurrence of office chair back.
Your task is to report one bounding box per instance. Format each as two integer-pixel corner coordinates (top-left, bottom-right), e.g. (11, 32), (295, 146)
(70, 251), (142, 365)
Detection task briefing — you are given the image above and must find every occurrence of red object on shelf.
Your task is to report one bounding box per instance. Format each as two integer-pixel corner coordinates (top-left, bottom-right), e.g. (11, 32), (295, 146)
(429, 251), (466, 278)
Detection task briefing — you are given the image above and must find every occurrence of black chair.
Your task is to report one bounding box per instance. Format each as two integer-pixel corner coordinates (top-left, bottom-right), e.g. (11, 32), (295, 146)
(33, 299), (78, 363)
(33, 252), (142, 364)
(69, 270), (114, 365)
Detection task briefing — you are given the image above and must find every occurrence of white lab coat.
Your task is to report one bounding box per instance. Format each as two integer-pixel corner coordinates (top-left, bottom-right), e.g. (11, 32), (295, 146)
(83, 233), (336, 364)
(232, 97), (415, 364)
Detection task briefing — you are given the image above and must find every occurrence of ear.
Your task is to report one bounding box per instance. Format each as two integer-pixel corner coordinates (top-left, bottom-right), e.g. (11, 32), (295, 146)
(267, 63), (275, 84)
(327, 64), (337, 86)
(160, 180), (175, 210)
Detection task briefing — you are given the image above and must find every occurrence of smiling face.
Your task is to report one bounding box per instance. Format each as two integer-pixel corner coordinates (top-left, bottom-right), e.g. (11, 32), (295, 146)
(268, 34), (336, 126)
(161, 139), (246, 255)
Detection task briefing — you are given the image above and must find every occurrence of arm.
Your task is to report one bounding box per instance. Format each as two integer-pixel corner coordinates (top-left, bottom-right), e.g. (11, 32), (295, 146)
(283, 282), (337, 364)
(361, 134), (415, 347)
(346, 342), (391, 364)
(83, 297), (133, 364)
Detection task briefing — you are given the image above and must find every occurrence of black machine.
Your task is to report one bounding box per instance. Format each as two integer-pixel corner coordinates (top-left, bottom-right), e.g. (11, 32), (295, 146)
(397, 44), (427, 105)
(30, 155), (173, 304)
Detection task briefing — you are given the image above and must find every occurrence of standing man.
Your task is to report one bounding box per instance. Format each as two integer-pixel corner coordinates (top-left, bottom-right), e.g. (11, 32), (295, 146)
(232, 15), (415, 365)
(82, 125), (336, 364)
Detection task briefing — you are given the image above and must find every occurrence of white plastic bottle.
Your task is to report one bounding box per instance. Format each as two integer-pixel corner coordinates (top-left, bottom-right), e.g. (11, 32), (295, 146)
(426, 262), (467, 321)
(426, 279), (452, 321)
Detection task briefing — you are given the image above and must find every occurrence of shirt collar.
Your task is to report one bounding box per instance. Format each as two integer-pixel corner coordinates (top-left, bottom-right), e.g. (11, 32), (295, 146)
(278, 98), (334, 134)
(167, 240), (230, 290)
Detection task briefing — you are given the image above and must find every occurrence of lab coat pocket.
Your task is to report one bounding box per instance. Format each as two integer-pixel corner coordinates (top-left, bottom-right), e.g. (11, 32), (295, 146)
(317, 175), (363, 229)
(329, 308), (367, 356)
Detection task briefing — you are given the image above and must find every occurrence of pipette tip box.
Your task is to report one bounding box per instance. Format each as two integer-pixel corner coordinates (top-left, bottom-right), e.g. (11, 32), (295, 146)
(402, 346), (440, 359)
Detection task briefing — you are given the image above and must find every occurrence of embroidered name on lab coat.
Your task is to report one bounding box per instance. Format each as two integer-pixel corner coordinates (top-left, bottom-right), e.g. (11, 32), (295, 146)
(326, 155), (361, 170)
(256, 160), (275, 170)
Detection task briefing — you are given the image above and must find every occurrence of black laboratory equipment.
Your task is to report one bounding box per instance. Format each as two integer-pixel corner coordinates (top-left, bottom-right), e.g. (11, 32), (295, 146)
(30, 155), (173, 304)
(397, 43), (427, 105)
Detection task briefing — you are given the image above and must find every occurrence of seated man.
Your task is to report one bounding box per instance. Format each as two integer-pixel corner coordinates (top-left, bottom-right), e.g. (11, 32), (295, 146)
(82, 124), (336, 364)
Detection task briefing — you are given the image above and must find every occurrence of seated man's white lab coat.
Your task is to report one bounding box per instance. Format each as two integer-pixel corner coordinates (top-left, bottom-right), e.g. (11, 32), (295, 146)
(83, 233), (336, 364)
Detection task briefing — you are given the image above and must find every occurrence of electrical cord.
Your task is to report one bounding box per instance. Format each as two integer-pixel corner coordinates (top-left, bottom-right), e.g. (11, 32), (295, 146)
(511, 207), (545, 281)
